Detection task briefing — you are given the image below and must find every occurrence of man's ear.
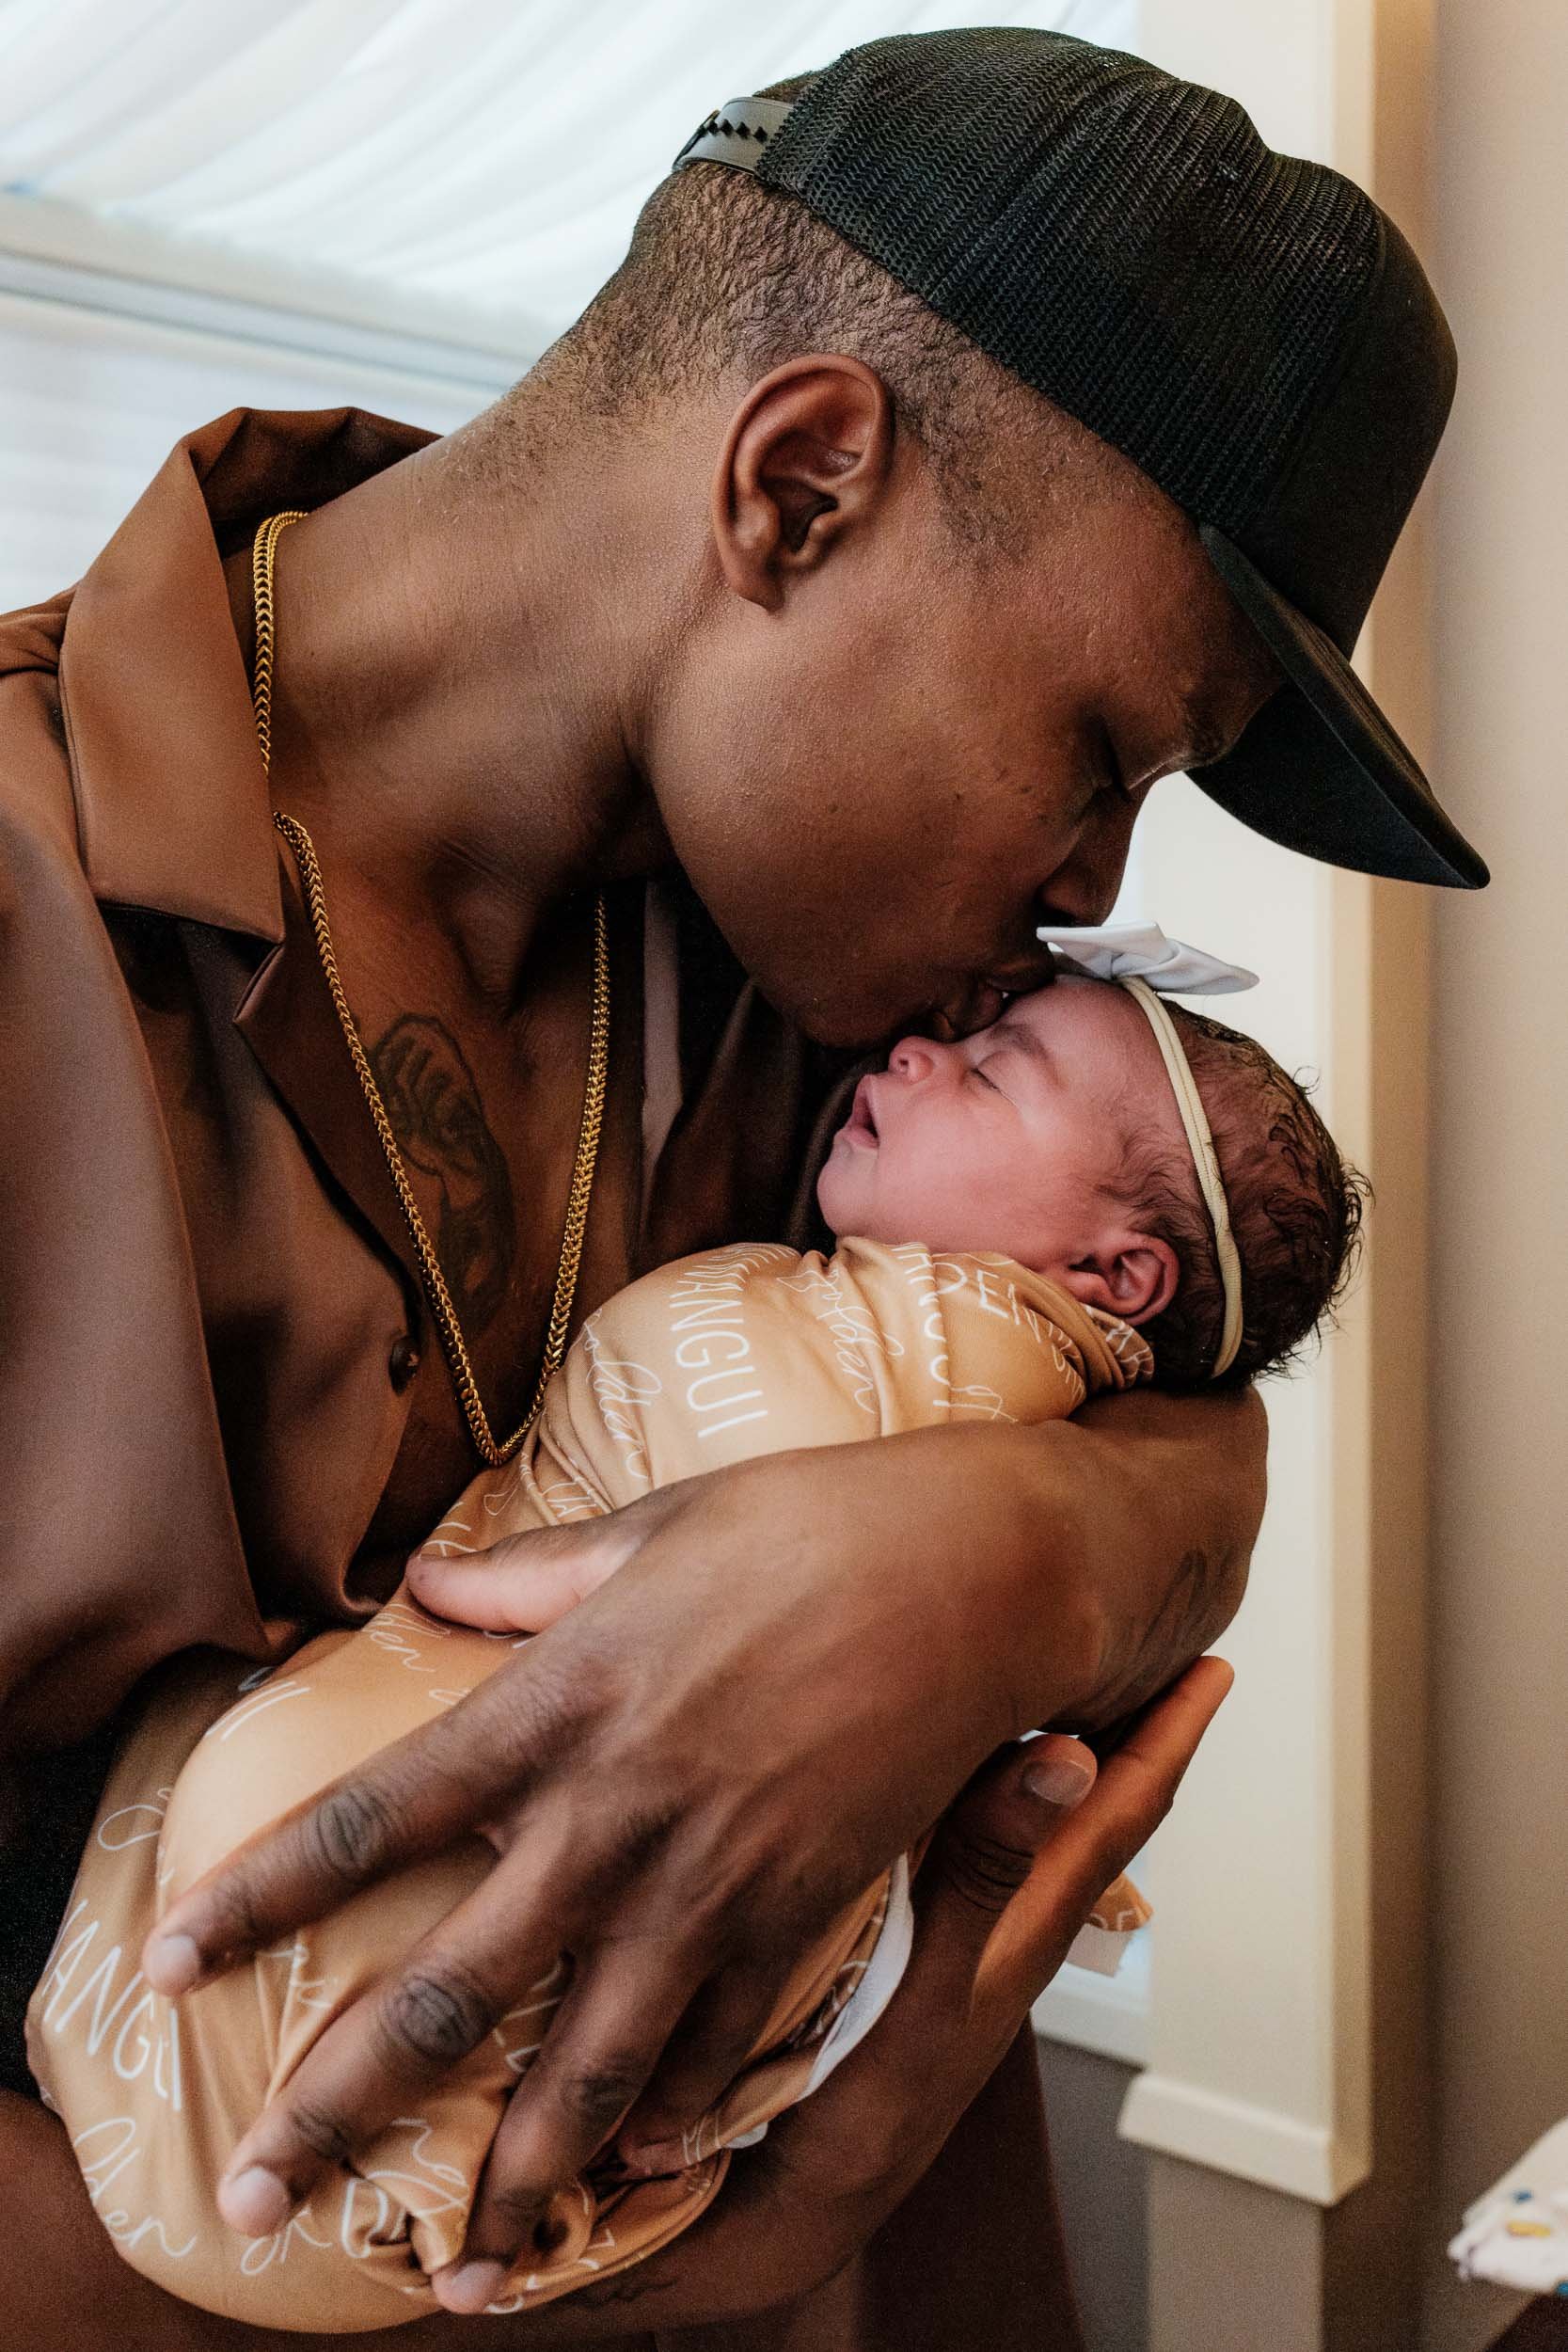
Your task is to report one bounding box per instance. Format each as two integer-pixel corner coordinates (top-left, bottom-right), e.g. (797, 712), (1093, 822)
(1059, 1232), (1180, 1326)
(713, 356), (895, 612)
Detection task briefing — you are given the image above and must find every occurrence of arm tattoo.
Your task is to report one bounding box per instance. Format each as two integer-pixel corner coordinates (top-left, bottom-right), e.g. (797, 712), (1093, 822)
(369, 1013), (515, 1330)
(1102, 1545), (1243, 1720)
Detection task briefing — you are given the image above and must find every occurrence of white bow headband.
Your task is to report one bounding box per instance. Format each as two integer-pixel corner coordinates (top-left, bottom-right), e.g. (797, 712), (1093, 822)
(1037, 923), (1258, 1378)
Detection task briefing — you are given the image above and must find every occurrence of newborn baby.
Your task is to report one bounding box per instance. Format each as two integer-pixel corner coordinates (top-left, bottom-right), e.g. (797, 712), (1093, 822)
(29, 965), (1363, 2332)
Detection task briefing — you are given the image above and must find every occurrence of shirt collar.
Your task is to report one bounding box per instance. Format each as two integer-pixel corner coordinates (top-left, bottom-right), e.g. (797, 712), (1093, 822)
(59, 406), (438, 1289)
(59, 405), (434, 941)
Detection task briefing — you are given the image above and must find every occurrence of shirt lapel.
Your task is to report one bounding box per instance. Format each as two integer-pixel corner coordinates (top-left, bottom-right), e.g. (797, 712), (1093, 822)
(232, 860), (424, 1288)
(57, 405), (437, 1292)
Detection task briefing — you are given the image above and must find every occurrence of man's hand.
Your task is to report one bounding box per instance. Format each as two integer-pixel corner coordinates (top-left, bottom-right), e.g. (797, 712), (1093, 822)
(15, 1665), (1227, 2350)
(669, 1658), (1233, 2326)
(143, 1409), (1259, 2305)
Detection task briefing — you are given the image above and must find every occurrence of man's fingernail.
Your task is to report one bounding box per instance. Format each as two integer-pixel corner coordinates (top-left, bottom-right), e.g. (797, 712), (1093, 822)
(1022, 1754), (1096, 1807)
(143, 1931), (204, 1994)
(619, 2135), (684, 2176)
(436, 2260), (509, 2312)
(218, 2166), (293, 2236)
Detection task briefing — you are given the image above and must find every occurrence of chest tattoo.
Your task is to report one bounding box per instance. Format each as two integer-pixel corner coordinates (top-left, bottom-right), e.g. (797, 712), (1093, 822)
(369, 1013), (516, 1331)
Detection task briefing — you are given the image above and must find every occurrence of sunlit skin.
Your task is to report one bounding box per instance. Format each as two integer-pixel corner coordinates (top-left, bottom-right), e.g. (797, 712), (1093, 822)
(816, 978), (1185, 1324)
(78, 350), (1280, 2332)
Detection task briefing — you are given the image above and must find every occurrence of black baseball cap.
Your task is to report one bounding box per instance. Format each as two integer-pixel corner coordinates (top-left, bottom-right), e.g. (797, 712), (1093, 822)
(674, 28), (1486, 891)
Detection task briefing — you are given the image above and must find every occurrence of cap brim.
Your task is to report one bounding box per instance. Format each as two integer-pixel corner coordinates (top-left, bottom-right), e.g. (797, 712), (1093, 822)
(1193, 525), (1488, 890)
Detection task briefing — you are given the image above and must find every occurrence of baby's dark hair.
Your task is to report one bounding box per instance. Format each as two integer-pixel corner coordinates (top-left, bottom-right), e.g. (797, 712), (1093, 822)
(1112, 1007), (1370, 1389)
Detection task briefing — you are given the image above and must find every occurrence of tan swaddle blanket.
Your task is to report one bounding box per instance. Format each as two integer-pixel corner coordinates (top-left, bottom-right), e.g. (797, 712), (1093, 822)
(28, 1239), (1153, 2331)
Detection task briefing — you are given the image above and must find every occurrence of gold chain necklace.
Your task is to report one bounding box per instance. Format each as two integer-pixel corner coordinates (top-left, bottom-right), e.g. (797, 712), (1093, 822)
(249, 510), (610, 1467)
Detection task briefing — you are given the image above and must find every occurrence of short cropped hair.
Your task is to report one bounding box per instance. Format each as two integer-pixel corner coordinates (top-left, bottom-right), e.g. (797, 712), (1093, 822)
(533, 71), (1137, 553)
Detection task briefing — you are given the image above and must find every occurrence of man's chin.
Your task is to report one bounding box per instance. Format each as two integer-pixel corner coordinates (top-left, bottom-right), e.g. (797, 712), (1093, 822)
(795, 1010), (890, 1052)
(776, 966), (1007, 1049)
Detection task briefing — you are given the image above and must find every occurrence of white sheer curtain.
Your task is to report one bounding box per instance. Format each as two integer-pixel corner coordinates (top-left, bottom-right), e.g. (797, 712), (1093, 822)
(0, 290), (483, 609)
(0, 0), (1132, 341)
(0, 3), (1132, 606)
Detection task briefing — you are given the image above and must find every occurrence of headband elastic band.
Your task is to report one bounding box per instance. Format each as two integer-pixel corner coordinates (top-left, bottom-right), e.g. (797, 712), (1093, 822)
(1119, 977), (1244, 1379)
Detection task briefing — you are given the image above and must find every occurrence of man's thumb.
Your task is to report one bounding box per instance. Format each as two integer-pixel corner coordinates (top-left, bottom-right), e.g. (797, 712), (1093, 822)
(932, 1736), (1099, 1928)
(901, 1735), (1101, 2025)
(407, 1521), (620, 1631)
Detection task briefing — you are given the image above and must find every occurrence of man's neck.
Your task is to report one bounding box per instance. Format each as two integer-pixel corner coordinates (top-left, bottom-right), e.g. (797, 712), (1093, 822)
(225, 396), (686, 1011)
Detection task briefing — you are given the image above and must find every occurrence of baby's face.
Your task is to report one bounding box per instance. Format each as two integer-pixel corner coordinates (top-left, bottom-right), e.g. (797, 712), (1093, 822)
(816, 977), (1188, 1322)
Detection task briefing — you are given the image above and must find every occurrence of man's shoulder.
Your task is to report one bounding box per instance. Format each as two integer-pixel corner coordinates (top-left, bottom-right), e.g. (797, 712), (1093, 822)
(0, 596), (83, 892)
(0, 586), (71, 683)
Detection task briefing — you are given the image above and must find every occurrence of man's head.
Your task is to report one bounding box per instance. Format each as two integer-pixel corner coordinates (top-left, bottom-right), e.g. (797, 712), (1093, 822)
(515, 93), (1278, 1048)
(816, 977), (1365, 1386)
(472, 27), (1474, 1047)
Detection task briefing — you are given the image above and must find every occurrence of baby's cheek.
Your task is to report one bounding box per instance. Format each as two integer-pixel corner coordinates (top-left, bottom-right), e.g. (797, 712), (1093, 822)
(872, 1148), (978, 1249)
(837, 1151), (912, 1245)
(815, 1146), (863, 1236)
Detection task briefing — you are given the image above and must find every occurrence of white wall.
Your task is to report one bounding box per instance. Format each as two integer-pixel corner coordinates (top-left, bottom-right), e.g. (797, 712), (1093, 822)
(1105, 0), (1408, 2220)
(1425, 4), (1568, 2345)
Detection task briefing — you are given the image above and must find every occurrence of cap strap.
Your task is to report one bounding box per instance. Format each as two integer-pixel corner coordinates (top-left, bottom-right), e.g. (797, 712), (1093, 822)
(673, 97), (794, 174)
(1120, 977), (1244, 1379)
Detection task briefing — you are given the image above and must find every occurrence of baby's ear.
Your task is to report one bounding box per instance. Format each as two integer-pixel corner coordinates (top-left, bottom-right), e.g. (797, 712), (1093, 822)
(1061, 1233), (1180, 1325)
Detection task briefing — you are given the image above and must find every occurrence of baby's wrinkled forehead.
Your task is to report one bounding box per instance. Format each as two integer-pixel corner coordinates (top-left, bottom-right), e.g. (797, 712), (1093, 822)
(993, 973), (1170, 1076)
(994, 974), (1203, 1157)
(1004, 972), (1141, 1024)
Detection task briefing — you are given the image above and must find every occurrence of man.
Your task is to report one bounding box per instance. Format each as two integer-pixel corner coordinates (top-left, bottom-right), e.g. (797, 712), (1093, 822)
(0, 29), (1482, 2351)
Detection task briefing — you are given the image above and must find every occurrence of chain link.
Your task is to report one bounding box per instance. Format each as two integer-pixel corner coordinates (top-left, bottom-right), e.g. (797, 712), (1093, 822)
(250, 511), (610, 1466)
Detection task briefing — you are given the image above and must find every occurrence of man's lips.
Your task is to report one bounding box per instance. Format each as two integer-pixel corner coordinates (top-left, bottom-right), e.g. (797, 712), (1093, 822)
(928, 977), (1013, 1041)
(929, 953), (1060, 1041)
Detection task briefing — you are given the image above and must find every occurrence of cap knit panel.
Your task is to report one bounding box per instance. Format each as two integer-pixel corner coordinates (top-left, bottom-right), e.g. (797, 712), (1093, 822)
(759, 28), (1381, 534)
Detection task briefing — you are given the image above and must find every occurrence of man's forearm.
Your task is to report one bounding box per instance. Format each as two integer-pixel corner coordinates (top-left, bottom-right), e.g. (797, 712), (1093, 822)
(936, 1384), (1265, 1739)
(1016, 1383), (1265, 1727)
(759, 1386), (1262, 1759)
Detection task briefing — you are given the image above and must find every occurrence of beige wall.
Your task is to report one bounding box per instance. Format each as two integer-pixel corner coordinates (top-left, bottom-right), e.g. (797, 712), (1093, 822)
(1426, 3), (1568, 2346)
(1042, 8), (1567, 2344)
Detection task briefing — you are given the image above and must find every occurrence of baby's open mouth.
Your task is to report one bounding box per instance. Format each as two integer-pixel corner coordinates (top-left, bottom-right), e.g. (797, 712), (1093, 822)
(844, 1075), (880, 1149)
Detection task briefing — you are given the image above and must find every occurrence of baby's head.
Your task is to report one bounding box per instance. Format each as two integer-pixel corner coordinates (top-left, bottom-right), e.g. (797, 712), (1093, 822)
(816, 976), (1366, 1387)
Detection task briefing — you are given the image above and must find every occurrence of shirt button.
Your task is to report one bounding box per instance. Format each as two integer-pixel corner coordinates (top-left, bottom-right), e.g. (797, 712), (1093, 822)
(388, 1335), (421, 1391)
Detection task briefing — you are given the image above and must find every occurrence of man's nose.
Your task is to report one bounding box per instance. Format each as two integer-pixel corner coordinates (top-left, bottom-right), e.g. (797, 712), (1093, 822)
(989, 945), (1061, 994)
(1037, 797), (1143, 928)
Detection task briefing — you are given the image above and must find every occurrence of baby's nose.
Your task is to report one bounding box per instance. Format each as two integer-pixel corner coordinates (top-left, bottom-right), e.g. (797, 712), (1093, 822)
(887, 1036), (952, 1082)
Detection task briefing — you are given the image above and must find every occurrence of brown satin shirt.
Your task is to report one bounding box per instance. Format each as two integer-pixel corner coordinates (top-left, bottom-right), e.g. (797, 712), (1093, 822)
(0, 405), (1070, 2352)
(0, 405), (852, 1755)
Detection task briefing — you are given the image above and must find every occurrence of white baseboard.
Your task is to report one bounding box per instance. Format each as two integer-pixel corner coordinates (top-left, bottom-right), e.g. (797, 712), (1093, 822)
(1118, 2070), (1370, 2204)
